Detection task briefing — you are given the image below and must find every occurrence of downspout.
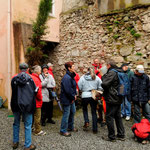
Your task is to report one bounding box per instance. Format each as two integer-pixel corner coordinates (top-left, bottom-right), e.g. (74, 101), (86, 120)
(7, 0), (11, 110)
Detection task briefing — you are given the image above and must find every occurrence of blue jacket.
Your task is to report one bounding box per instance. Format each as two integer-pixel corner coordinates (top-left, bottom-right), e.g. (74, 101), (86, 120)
(60, 71), (76, 105)
(130, 73), (150, 103)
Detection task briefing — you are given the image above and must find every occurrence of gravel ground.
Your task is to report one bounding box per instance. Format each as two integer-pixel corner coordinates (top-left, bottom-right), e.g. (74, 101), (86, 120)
(0, 108), (149, 150)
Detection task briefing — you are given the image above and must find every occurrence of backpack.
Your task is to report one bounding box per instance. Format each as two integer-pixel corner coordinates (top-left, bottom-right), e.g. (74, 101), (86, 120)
(12, 72), (36, 113)
(111, 69), (130, 96)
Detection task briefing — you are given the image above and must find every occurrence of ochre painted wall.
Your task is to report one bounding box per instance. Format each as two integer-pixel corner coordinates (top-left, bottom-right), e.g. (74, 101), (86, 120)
(12, 0), (62, 42)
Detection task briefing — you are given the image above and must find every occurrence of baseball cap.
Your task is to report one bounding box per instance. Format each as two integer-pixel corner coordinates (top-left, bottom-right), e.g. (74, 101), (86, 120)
(19, 63), (28, 70)
(136, 65), (144, 73)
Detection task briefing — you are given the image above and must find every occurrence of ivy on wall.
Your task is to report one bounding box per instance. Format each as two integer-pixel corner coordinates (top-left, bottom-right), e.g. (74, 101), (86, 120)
(26, 0), (52, 67)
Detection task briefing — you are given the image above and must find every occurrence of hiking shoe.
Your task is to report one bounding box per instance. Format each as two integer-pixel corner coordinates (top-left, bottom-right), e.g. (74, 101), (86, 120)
(102, 136), (116, 142)
(83, 122), (89, 128)
(60, 132), (71, 137)
(68, 128), (78, 132)
(47, 119), (55, 124)
(125, 116), (130, 121)
(83, 122), (89, 131)
(24, 144), (36, 150)
(93, 130), (98, 134)
(34, 130), (46, 136)
(142, 140), (148, 144)
(116, 137), (125, 141)
(12, 142), (19, 149)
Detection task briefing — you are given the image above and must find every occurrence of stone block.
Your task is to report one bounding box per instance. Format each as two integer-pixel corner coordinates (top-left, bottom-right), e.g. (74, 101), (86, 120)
(120, 45), (133, 56)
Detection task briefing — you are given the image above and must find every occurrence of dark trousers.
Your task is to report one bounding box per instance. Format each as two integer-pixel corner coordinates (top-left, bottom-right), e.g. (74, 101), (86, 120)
(41, 101), (53, 123)
(133, 102), (150, 123)
(82, 97), (98, 131)
(106, 103), (125, 139)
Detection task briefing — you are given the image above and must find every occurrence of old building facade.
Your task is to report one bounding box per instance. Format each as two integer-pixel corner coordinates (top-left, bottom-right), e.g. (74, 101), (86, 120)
(0, 0), (62, 108)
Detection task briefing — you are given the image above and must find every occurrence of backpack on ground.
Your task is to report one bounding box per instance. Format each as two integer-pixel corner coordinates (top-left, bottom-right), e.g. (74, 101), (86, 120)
(111, 69), (130, 96)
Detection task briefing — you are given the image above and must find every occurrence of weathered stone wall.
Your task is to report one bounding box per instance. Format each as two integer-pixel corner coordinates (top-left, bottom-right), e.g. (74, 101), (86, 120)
(98, 0), (150, 14)
(48, 4), (150, 92)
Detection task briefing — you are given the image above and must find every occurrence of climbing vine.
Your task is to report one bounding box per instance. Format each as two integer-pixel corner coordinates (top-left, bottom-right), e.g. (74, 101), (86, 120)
(26, 0), (52, 67)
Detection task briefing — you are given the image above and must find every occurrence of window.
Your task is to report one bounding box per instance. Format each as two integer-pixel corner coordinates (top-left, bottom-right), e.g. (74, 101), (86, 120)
(49, 0), (55, 17)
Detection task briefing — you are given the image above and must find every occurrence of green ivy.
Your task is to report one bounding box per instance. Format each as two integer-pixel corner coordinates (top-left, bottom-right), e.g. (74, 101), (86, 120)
(26, 0), (52, 67)
(113, 34), (119, 39)
(136, 52), (142, 56)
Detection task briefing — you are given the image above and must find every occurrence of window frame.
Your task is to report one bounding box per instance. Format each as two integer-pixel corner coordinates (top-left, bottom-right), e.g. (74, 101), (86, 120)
(49, 0), (55, 17)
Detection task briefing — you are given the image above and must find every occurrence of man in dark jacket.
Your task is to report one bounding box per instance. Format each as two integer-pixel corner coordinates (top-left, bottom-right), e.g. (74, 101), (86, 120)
(121, 63), (133, 121)
(60, 62), (77, 137)
(101, 60), (125, 142)
(130, 65), (150, 123)
(11, 63), (36, 150)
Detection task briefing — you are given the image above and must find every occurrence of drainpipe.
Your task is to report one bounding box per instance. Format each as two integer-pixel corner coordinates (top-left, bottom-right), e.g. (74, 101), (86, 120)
(7, 0), (11, 110)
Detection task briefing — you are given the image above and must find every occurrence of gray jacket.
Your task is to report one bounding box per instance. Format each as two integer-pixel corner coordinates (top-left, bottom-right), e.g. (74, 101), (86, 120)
(39, 73), (56, 102)
(78, 73), (103, 98)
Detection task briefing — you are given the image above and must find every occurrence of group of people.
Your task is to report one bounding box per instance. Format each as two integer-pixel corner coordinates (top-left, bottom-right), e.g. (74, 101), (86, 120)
(11, 58), (150, 150)
(11, 63), (56, 150)
(59, 59), (150, 144)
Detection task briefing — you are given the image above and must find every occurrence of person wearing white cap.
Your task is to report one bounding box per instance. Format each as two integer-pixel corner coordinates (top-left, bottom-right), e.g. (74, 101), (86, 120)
(130, 65), (150, 123)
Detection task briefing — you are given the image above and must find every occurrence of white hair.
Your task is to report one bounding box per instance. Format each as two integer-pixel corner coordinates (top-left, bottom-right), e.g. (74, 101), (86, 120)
(32, 65), (41, 73)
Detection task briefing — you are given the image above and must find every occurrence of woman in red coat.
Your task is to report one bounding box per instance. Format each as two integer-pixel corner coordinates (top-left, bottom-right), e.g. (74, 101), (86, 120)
(31, 65), (46, 136)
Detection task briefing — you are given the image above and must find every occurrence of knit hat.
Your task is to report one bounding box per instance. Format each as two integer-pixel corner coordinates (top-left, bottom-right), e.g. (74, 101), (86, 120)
(41, 64), (48, 70)
(19, 63), (28, 70)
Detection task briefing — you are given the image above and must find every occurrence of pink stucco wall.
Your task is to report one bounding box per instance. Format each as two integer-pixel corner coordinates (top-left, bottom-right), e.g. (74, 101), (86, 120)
(12, 0), (62, 42)
(0, 0), (10, 107)
(0, 0), (62, 108)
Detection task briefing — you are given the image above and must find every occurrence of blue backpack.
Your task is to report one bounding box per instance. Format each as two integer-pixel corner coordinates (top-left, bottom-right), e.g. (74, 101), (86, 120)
(111, 69), (130, 96)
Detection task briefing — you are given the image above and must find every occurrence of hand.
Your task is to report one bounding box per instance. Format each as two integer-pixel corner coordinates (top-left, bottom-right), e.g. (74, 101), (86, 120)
(75, 95), (77, 101)
(45, 73), (48, 77)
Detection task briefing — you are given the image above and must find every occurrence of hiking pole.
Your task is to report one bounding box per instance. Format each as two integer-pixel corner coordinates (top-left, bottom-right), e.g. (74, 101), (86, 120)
(51, 91), (63, 112)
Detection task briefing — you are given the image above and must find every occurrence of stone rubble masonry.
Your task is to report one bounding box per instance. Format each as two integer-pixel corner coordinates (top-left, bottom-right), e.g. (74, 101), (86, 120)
(48, 4), (150, 92)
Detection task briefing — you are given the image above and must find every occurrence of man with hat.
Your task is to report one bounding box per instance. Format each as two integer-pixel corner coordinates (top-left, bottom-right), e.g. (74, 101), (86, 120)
(130, 65), (150, 123)
(121, 63), (134, 121)
(11, 63), (36, 150)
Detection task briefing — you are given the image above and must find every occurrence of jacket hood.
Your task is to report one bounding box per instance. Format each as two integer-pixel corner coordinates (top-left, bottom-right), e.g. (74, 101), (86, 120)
(16, 72), (30, 85)
(49, 67), (53, 72)
(140, 119), (150, 124)
(84, 73), (93, 81)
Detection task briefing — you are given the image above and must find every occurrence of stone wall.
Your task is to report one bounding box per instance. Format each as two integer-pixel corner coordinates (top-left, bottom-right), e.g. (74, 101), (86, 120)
(48, 4), (150, 92)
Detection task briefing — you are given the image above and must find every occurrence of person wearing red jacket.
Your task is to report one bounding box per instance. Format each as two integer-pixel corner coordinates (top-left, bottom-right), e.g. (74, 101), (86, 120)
(92, 59), (106, 127)
(92, 58), (102, 79)
(132, 119), (150, 144)
(47, 63), (54, 78)
(31, 65), (46, 136)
